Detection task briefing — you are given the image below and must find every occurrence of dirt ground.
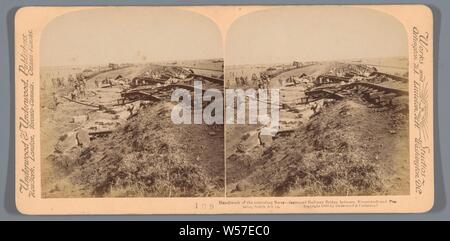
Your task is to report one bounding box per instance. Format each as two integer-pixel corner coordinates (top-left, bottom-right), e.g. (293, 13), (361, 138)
(44, 102), (224, 197)
(227, 98), (409, 197)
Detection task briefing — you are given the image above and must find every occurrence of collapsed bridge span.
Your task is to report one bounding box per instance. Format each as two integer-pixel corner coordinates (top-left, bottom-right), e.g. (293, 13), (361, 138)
(192, 73), (224, 85)
(315, 75), (351, 85)
(301, 81), (408, 106)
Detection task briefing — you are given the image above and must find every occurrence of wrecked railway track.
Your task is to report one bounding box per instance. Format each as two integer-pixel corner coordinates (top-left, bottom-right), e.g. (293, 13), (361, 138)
(42, 60), (226, 198)
(302, 81), (408, 106)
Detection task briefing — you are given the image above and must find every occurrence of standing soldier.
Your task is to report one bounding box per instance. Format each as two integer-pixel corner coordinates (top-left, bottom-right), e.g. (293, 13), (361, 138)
(259, 73), (266, 89)
(251, 73), (258, 87)
(78, 73), (87, 97)
(56, 77), (62, 87)
(76, 72), (85, 86)
(51, 78), (57, 88)
(80, 79), (86, 98)
(240, 76), (245, 87)
(61, 77), (66, 87)
(265, 75), (271, 88)
(74, 80), (81, 100)
(67, 74), (75, 86)
(52, 92), (60, 110)
(70, 90), (77, 101)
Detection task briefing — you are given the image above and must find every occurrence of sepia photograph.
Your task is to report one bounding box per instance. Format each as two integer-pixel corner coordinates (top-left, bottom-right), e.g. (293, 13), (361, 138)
(0, 0), (446, 225)
(13, 5), (434, 214)
(225, 7), (410, 197)
(39, 8), (225, 198)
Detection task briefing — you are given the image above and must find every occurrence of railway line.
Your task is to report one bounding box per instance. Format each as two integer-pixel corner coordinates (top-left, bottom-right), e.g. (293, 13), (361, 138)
(119, 66), (223, 105)
(302, 81), (407, 106)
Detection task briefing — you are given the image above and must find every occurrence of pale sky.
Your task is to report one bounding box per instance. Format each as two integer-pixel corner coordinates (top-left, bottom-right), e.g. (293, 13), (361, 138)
(226, 6), (408, 66)
(41, 8), (223, 67)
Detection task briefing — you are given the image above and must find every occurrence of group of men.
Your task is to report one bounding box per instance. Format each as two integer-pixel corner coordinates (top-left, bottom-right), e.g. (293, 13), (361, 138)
(69, 73), (88, 100)
(52, 74), (89, 110)
(50, 73), (88, 110)
(51, 76), (66, 88)
(230, 73), (271, 88)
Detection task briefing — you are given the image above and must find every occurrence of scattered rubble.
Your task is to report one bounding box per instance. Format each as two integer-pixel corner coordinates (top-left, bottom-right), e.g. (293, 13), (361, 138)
(41, 60), (225, 198)
(72, 115), (89, 123)
(226, 61), (410, 197)
(55, 132), (78, 153)
(76, 130), (90, 147)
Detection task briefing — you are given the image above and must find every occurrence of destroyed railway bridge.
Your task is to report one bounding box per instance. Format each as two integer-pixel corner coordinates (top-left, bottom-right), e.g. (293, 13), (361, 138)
(302, 81), (408, 107)
(120, 74), (224, 104)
